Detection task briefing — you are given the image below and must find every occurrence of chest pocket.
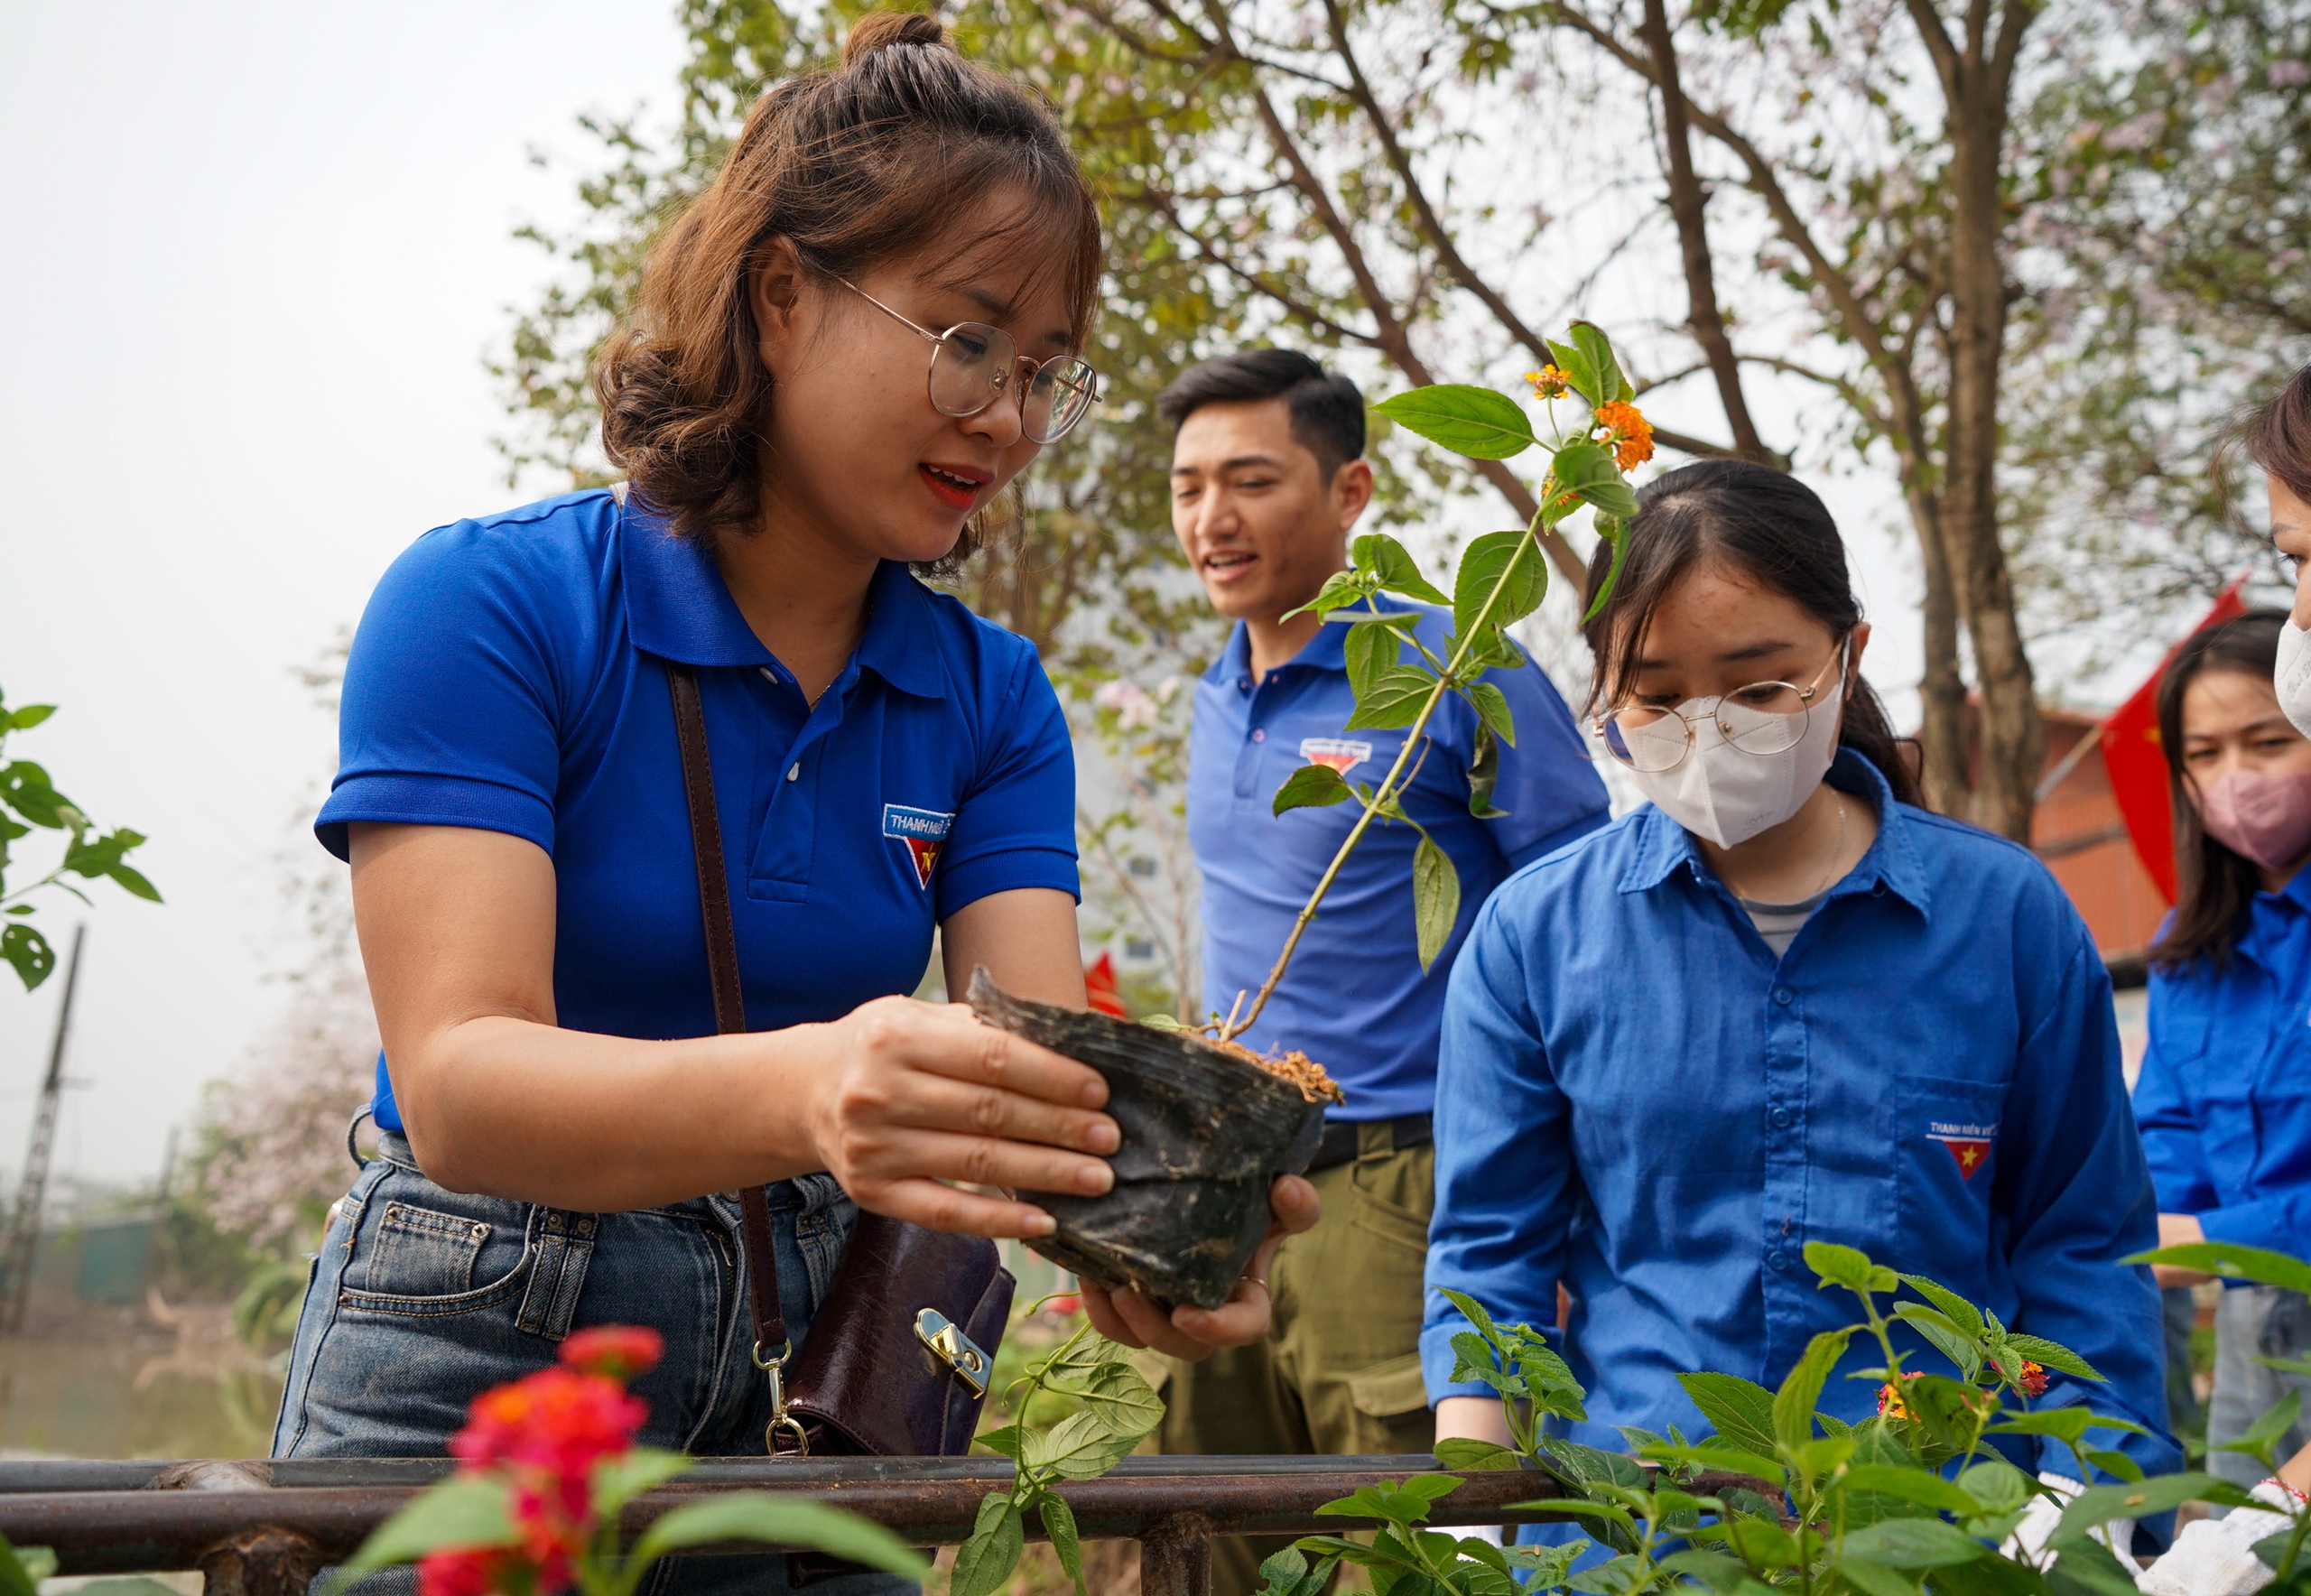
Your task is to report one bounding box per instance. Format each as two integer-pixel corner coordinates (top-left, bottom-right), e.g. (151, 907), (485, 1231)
(1892, 1073), (2011, 1281)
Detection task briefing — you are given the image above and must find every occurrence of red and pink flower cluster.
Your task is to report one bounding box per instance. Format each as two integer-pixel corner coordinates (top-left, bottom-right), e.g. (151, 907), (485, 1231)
(416, 1326), (664, 1596)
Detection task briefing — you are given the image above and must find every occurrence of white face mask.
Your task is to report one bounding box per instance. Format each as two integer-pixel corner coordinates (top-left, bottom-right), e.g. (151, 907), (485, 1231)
(1624, 669), (1847, 849)
(2278, 619), (2311, 740)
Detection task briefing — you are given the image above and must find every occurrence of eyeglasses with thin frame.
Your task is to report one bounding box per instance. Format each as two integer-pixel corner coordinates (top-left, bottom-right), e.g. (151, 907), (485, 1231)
(1592, 637), (1852, 774)
(837, 278), (1102, 444)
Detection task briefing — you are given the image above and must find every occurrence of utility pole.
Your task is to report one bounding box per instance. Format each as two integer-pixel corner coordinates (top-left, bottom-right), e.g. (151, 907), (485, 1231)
(2, 923), (84, 1338)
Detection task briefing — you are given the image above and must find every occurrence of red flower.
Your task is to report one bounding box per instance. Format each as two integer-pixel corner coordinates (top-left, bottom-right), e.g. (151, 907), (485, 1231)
(2017, 1359), (2049, 1396)
(451, 1368), (647, 1480)
(1047, 1295), (1081, 1317)
(561, 1325), (664, 1383)
(1877, 1371), (1919, 1419)
(418, 1547), (523, 1596)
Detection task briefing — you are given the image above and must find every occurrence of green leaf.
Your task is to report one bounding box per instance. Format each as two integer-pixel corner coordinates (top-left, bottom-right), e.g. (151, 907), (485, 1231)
(7, 705), (55, 731)
(1545, 339), (1605, 408)
(107, 862), (161, 903)
(2082, 1449), (2144, 1484)
(950, 1494), (1026, 1596)
(976, 1424), (1026, 1459)
(1986, 1407), (2146, 1443)
(1466, 724), (1506, 820)
(332, 1476), (519, 1585)
(1344, 665), (1439, 731)
(1840, 1517), (1987, 1569)
(2001, 1334), (2102, 1383)
(1273, 763), (1354, 817)
(630, 1492), (926, 1573)
(1345, 616), (1407, 698)
(1452, 529), (1548, 642)
(1065, 1359), (1165, 1443)
(2217, 1388), (2304, 1461)
(1772, 1329), (1852, 1451)
(2048, 1473), (2261, 1547)
(1898, 1275), (1989, 1339)
(1413, 832), (1462, 972)
(1371, 386), (1536, 462)
(2046, 1536), (2155, 1596)
(1432, 1438), (1520, 1471)
(1548, 441), (1640, 521)
(1657, 1548), (1782, 1594)
(1462, 681), (1516, 749)
(1678, 1372), (1782, 1460)
(1284, 569), (1378, 624)
(1805, 1241), (1896, 1295)
(1040, 1492), (1085, 1596)
(2125, 1242), (2311, 1295)
(1960, 1461), (2037, 1515)
(1894, 1304), (1985, 1382)
(0, 1536), (49, 1596)
(591, 1446), (692, 1515)
(2, 924), (55, 991)
(1837, 1464), (1981, 1514)
(1439, 1289), (1501, 1343)
(1353, 534), (1452, 605)
(1721, 1517), (1803, 1568)
(1568, 321), (1634, 404)
(1835, 1556), (1927, 1596)
(1025, 1410), (1139, 1480)
(1581, 516), (1630, 622)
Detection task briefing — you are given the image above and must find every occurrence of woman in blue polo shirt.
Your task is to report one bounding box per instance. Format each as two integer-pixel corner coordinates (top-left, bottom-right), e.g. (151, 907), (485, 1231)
(273, 12), (1301, 1533)
(1423, 462), (2177, 1519)
(2133, 609), (2311, 1491)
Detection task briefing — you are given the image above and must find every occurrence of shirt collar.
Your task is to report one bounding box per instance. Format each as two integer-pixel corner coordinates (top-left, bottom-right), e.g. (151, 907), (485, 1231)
(1619, 748), (1933, 918)
(1200, 595), (1399, 690)
(620, 504), (945, 698)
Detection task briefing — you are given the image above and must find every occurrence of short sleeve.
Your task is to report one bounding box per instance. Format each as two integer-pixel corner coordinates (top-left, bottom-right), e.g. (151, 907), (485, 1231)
(316, 522), (576, 862)
(1484, 649), (1611, 868)
(933, 645), (1079, 917)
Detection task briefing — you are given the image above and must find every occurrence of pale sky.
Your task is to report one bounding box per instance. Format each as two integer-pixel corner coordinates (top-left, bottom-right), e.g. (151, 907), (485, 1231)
(0, 0), (1938, 1192)
(0, 2), (690, 1187)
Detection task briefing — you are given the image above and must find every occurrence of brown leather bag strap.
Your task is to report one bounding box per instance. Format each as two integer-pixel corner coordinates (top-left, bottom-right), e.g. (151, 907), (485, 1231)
(666, 659), (788, 1353)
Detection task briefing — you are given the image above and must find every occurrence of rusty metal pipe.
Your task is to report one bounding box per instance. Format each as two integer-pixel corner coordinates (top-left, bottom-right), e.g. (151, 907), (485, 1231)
(0, 1469), (1582, 1577)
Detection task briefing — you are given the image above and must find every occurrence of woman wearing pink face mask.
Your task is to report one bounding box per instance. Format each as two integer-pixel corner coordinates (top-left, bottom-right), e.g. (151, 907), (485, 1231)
(2135, 608), (2311, 1492)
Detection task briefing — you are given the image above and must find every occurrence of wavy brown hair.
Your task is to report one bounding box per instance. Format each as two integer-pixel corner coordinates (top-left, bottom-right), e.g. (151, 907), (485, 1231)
(2150, 609), (2289, 971)
(594, 11), (1103, 563)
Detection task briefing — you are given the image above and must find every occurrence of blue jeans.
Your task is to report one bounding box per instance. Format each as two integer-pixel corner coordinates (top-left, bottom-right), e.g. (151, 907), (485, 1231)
(2208, 1285), (2311, 1504)
(274, 1131), (916, 1596)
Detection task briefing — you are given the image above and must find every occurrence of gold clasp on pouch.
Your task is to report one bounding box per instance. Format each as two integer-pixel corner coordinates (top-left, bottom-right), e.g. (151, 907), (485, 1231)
(753, 1338), (809, 1456)
(914, 1308), (990, 1397)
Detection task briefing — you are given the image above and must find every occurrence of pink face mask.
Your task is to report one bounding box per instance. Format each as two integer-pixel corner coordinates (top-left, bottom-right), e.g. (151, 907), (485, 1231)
(2197, 768), (2311, 871)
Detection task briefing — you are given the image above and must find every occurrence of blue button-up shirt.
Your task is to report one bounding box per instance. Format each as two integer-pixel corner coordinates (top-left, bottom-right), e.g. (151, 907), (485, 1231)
(1187, 601), (1610, 1120)
(2136, 868), (2311, 1256)
(320, 489), (1079, 1131)
(1424, 752), (2177, 1482)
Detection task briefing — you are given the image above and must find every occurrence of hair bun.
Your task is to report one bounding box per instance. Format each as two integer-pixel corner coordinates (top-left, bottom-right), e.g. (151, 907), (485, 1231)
(842, 10), (951, 66)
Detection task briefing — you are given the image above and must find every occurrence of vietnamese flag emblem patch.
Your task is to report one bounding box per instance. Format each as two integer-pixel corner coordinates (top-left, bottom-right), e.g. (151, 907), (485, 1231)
(883, 803), (954, 889)
(1299, 737), (1374, 776)
(1927, 1118), (1996, 1180)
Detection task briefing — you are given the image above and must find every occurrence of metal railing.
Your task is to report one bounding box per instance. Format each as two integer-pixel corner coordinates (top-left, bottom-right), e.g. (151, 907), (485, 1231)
(0, 1454), (1602, 1596)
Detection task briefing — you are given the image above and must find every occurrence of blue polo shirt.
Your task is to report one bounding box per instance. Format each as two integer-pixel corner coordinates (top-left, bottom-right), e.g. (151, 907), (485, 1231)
(319, 488), (1079, 1132)
(1423, 751), (2178, 1491)
(2135, 866), (2311, 1257)
(1186, 599), (1608, 1121)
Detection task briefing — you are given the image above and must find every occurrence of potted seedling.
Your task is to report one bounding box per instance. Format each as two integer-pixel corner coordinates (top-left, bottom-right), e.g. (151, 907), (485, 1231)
(969, 323), (1654, 1310)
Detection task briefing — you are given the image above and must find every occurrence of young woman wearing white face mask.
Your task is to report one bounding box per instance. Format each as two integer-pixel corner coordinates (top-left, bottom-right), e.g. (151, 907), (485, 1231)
(1423, 462), (2178, 1548)
(2135, 610), (2311, 1496)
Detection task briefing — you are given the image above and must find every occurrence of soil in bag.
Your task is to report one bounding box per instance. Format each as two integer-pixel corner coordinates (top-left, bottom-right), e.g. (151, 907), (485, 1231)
(967, 968), (1340, 1311)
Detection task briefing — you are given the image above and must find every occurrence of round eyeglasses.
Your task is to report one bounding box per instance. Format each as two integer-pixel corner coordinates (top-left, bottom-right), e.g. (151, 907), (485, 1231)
(1592, 640), (1850, 774)
(839, 278), (1102, 444)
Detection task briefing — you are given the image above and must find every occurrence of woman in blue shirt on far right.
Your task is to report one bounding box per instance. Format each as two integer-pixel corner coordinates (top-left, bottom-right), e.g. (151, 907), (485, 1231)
(2133, 608), (2311, 1493)
(1423, 461), (2177, 1534)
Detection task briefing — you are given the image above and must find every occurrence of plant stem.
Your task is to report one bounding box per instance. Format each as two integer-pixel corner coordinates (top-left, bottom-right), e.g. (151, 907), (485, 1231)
(1220, 507), (1546, 1041)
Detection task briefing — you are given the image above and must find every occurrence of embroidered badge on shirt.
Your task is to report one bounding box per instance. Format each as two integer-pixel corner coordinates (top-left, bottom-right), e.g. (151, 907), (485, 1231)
(1300, 738), (1374, 776)
(1927, 1118), (1996, 1180)
(883, 804), (954, 888)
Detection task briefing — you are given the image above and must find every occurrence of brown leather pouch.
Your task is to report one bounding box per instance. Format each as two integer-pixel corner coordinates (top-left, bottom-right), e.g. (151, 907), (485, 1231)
(664, 658), (1016, 1475)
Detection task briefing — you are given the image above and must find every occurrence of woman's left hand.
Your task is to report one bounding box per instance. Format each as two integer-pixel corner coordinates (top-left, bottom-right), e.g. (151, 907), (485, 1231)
(1080, 1174), (1320, 1359)
(2154, 1211), (2214, 1287)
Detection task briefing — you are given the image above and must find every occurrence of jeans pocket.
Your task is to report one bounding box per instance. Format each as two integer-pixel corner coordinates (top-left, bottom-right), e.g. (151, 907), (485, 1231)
(338, 1173), (593, 1336)
(364, 1202), (492, 1297)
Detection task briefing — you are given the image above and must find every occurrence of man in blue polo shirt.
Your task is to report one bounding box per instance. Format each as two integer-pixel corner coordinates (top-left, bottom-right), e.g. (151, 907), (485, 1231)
(1156, 349), (1609, 1591)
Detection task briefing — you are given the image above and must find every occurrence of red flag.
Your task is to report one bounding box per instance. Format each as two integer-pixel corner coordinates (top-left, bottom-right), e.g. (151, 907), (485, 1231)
(2100, 580), (2249, 903)
(1084, 951), (1128, 1017)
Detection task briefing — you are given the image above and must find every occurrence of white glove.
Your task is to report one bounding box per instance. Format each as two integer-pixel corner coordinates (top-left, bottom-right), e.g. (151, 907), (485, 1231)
(2137, 1480), (2299, 1595)
(2002, 1472), (2133, 1566)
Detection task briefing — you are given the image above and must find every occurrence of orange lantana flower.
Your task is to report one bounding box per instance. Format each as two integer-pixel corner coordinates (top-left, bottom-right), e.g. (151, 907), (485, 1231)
(1527, 367), (1572, 401)
(1593, 400), (1655, 470)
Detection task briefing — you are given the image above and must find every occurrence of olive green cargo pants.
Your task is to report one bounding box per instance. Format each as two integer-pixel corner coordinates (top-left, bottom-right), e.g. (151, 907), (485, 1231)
(1150, 1124), (1436, 1596)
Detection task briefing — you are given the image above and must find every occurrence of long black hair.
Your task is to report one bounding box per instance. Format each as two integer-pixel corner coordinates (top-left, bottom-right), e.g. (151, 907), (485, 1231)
(2150, 608), (2290, 970)
(1580, 459), (1922, 807)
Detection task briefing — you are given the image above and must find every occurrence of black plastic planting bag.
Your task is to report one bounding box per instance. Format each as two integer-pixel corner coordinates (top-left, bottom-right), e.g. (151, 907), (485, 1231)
(968, 969), (1328, 1311)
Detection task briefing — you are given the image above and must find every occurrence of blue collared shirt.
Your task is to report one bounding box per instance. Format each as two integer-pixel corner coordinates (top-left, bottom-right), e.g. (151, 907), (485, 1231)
(319, 489), (1078, 1131)
(2136, 868), (2311, 1257)
(1423, 752), (2178, 1484)
(1186, 601), (1610, 1121)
